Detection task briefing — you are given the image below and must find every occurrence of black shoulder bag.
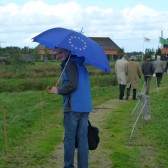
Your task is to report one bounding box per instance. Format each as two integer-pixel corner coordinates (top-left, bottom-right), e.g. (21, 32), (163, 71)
(75, 120), (100, 150)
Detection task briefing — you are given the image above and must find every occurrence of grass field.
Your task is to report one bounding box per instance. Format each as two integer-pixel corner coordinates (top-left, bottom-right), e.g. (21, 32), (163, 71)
(105, 75), (168, 168)
(0, 62), (168, 167)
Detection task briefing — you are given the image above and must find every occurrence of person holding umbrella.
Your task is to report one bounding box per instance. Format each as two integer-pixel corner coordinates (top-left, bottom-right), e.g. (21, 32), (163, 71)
(51, 47), (92, 168)
(33, 27), (111, 168)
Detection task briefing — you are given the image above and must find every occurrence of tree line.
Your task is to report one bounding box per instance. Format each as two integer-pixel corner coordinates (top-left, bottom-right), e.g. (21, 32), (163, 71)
(0, 46), (165, 63)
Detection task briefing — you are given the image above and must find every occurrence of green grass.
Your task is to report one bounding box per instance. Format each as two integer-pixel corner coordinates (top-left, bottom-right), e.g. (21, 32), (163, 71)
(0, 91), (63, 167)
(0, 62), (168, 167)
(104, 101), (141, 168)
(103, 75), (168, 168)
(0, 84), (118, 167)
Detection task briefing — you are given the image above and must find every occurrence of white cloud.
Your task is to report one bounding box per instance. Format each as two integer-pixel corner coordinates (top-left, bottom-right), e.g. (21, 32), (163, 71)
(0, 1), (168, 51)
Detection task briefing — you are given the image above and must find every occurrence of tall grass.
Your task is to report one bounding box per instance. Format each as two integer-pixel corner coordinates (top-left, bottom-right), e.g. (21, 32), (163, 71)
(0, 62), (117, 93)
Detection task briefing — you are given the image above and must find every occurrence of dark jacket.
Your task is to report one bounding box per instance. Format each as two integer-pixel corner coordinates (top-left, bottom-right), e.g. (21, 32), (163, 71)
(154, 59), (164, 73)
(165, 62), (168, 72)
(58, 57), (92, 113)
(141, 60), (155, 77)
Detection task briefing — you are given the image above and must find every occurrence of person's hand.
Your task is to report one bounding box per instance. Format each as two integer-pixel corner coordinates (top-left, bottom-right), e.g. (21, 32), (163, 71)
(51, 86), (58, 94)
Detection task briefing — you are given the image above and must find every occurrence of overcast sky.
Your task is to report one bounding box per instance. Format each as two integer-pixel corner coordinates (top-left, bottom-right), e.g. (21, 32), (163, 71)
(0, 0), (168, 52)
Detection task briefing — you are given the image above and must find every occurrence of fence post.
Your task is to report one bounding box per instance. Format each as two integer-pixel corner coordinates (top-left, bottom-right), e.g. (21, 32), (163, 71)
(138, 94), (151, 120)
(3, 106), (9, 161)
(40, 91), (44, 128)
(96, 75), (99, 97)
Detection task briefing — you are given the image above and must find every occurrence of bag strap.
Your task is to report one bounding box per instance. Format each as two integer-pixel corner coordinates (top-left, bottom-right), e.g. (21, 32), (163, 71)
(88, 120), (91, 126)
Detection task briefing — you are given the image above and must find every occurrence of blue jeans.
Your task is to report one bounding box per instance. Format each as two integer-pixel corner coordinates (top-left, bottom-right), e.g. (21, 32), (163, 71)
(64, 112), (89, 168)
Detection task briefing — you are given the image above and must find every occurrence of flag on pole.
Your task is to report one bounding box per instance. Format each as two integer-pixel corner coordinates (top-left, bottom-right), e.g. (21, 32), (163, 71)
(144, 37), (150, 42)
(159, 37), (168, 45)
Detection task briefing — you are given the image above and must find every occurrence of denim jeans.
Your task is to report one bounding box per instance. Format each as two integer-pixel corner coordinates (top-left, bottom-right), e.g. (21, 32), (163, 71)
(64, 112), (89, 168)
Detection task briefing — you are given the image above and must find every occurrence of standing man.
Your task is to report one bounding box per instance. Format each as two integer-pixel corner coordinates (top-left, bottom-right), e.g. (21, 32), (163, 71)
(154, 55), (165, 87)
(125, 56), (141, 100)
(141, 55), (155, 95)
(165, 61), (168, 74)
(115, 55), (128, 100)
(51, 47), (92, 168)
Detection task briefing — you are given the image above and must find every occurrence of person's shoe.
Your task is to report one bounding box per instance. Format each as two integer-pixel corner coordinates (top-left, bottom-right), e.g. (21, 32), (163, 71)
(133, 98), (137, 100)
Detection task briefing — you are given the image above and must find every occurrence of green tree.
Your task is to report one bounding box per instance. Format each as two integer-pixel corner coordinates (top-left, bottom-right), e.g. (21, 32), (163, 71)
(117, 48), (125, 59)
(143, 48), (155, 61)
(155, 47), (162, 58)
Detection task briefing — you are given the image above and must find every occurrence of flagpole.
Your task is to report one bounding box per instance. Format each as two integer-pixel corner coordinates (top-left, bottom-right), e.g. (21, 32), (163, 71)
(143, 37), (151, 62)
(142, 39), (144, 61)
(161, 30), (163, 49)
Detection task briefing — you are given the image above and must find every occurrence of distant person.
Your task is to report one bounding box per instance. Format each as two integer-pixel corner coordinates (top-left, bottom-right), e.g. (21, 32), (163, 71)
(153, 55), (164, 87)
(165, 61), (168, 74)
(115, 55), (128, 100)
(141, 56), (155, 95)
(125, 56), (141, 100)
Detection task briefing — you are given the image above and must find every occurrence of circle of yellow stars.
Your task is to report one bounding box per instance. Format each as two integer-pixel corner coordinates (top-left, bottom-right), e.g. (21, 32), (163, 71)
(68, 36), (87, 51)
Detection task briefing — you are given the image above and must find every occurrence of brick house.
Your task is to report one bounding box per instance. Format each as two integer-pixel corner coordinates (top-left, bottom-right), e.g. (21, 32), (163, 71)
(89, 37), (121, 61)
(161, 44), (168, 60)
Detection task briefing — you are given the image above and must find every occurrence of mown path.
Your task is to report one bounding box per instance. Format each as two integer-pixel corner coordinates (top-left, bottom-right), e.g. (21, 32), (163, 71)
(42, 99), (125, 168)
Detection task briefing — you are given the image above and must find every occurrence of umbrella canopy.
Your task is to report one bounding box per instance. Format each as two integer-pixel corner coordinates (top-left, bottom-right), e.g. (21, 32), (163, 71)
(33, 27), (111, 72)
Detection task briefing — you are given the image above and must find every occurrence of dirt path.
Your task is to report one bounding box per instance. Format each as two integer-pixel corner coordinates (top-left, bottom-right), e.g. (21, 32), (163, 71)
(42, 99), (125, 168)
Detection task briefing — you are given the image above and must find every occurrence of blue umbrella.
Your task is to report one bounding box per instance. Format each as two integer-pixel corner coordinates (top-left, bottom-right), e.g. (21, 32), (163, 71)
(32, 27), (110, 72)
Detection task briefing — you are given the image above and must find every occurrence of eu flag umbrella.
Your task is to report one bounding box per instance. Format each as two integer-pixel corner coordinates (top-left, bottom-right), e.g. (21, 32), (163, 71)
(32, 27), (110, 72)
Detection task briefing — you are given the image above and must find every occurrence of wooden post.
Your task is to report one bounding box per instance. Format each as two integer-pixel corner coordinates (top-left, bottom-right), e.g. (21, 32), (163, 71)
(40, 91), (44, 128)
(3, 106), (9, 161)
(96, 75), (99, 97)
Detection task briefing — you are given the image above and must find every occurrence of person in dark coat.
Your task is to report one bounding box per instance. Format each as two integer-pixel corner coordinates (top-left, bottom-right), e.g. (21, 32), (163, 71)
(141, 56), (155, 95)
(165, 61), (168, 74)
(154, 55), (164, 87)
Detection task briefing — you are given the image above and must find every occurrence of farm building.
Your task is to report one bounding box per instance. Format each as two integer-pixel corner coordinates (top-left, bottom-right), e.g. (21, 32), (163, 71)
(89, 37), (121, 61)
(161, 44), (168, 60)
